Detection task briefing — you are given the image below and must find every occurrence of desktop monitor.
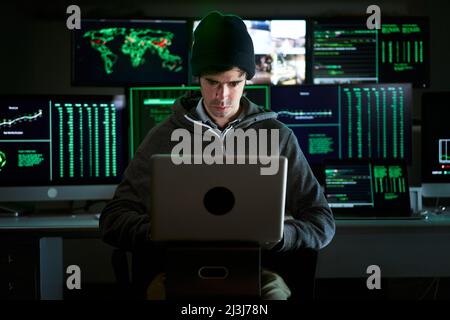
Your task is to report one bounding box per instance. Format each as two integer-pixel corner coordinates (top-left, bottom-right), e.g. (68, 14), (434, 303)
(192, 19), (307, 85)
(72, 19), (189, 86)
(324, 159), (412, 217)
(270, 83), (412, 165)
(311, 17), (430, 88)
(378, 17), (430, 88)
(312, 17), (378, 85)
(0, 95), (128, 201)
(421, 92), (450, 197)
(129, 85), (270, 155)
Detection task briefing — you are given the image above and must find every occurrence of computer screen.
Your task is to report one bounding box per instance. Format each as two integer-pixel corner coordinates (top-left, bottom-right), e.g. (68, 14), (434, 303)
(72, 19), (189, 86)
(311, 17), (429, 88)
(270, 83), (412, 165)
(0, 95), (127, 201)
(129, 85), (270, 155)
(421, 92), (450, 197)
(324, 159), (411, 215)
(193, 19), (307, 85)
(312, 17), (378, 84)
(379, 17), (430, 88)
(325, 162), (375, 209)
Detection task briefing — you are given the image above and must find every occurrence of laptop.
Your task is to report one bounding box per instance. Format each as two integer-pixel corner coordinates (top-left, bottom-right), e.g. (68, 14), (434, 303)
(149, 154), (288, 246)
(323, 159), (424, 220)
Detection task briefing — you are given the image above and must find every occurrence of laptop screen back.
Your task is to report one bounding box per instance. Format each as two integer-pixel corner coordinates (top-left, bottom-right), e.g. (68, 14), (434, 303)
(150, 155), (288, 245)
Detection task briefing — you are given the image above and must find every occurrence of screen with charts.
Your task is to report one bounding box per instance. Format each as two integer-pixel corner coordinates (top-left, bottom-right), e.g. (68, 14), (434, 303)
(193, 19), (307, 85)
(0, 95), (127, 187)
(312, 17), (429, 87)
(270, 83), (412, 165)
(312, 18), (378, 84)
(72, 19), (189, 86)
(129, 85), (270, 155)
(378, 17), (430, 87)
(324, 160), (411, 215)
(325, 162), (375, 208)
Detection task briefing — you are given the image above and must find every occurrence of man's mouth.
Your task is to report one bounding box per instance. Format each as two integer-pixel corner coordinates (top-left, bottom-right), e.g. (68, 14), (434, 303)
(213, 104), (231, 110)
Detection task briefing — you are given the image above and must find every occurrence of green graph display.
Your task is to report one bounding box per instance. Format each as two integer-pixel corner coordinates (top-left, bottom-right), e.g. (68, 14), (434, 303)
(17, 150), (44, 168)
(373, 164), (406, 200)
(342, 85), (408, 161)
(439, 139), (450, 163)
(308, 133), (335, 156)
(313, 23), (378, 83)
(312, 18), (429, 87)
(0, 110), (43, 128)
(54, 102), (117, 179)
(381, 24), (424, 66)
(0, 150), (5, 169)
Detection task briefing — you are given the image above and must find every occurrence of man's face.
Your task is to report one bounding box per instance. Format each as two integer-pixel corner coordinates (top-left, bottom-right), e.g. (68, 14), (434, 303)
(199, 67), (246, 128)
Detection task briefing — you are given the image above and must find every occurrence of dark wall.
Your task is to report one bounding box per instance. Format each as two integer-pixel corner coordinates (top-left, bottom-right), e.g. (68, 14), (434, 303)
(1, 0), (449, 185)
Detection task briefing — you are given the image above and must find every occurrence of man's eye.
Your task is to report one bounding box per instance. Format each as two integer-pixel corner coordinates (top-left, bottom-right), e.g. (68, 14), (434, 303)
(230, 82), (240, 87)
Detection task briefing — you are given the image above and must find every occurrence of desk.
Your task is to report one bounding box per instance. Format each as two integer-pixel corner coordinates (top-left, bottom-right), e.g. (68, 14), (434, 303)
(0, 213), (99, 299)
(317, 214), (450, 278)
(0, 213), (99, 237)
(2, 213), (450, 299)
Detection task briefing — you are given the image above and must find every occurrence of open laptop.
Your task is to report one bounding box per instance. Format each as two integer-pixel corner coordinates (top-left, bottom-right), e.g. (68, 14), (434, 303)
(323, 159), (424, 220)
(149, 154), (288, 247)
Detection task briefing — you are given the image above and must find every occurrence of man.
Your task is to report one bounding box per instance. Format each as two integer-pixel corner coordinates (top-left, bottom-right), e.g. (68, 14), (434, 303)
(100, 11), (335, 300)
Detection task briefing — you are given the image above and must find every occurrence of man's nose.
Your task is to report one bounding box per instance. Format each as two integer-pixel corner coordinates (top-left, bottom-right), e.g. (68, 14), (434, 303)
(216, 84), (230, 100)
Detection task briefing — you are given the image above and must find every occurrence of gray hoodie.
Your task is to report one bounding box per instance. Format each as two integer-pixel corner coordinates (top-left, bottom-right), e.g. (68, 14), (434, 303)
(100, 93), (335, 252)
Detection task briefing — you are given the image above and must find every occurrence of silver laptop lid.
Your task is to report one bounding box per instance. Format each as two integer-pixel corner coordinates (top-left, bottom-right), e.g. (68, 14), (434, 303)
(150, 154), (287, 245)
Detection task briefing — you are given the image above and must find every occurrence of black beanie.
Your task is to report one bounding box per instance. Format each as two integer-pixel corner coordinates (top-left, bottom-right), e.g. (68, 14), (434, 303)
(191, 11), (256, 80)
